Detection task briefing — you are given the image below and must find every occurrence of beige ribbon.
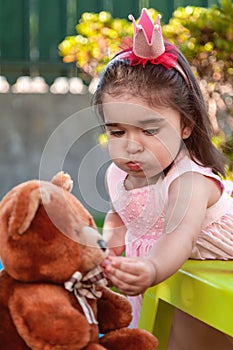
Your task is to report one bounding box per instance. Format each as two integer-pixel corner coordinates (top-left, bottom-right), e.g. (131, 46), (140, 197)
(64, 266), (107, 324)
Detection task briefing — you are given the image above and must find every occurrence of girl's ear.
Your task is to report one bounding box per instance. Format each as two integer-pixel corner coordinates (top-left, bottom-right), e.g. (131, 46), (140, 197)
(182, 125), (193, 139)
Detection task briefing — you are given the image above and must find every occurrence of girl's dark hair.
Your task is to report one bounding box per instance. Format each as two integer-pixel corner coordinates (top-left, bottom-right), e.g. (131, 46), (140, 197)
(93, 43), (226, 176)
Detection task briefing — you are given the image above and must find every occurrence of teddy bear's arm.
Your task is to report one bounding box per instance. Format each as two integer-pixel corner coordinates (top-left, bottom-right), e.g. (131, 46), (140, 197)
(97, 287), (133, 334)
(9, 284), (94, 350)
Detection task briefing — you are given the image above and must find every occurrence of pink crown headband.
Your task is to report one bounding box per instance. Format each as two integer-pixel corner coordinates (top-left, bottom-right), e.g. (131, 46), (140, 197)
(115, 8), (188, 82)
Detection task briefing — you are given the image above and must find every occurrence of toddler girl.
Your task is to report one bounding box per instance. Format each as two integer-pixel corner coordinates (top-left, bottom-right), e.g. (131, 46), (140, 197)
(93, 8), (233, 349)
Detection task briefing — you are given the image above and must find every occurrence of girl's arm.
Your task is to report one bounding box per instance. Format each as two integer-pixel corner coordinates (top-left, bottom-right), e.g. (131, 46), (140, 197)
(104, 172), (215, 295)
(102, 167), (127, 257)
(102, 210), (126, 256)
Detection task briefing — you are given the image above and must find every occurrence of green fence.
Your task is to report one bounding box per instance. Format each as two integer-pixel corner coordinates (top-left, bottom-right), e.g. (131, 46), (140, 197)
(0, 0), (222, 84)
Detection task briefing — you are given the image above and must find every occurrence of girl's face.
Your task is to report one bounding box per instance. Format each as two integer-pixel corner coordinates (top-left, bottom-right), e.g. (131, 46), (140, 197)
(102, 94), (191, 186)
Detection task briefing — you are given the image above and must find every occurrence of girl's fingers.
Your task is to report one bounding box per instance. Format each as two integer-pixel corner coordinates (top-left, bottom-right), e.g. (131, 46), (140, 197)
(105, 265), (148, 294)
(109, 274), (142, 295)
(107, 256), (143, 275)
(103, 256), (156, 295)
(107, 264), (137, 283)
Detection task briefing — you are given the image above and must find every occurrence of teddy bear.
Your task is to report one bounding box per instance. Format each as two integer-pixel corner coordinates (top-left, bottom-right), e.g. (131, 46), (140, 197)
(0, 171), (158, 350)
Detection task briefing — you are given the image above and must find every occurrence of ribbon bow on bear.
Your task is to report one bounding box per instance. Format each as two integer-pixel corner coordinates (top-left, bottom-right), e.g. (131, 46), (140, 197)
(64, 266), (107, 324)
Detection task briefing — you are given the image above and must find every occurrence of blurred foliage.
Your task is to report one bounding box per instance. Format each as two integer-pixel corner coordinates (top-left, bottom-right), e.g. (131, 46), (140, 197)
(59, 1), (233, 174)
(59, 3), (232, 83)
(59, 11), (133, 80)
(163, 0), (233, 84)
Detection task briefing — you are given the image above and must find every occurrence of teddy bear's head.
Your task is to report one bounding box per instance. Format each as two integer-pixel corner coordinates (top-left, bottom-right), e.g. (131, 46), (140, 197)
(0, 172), (108, 284)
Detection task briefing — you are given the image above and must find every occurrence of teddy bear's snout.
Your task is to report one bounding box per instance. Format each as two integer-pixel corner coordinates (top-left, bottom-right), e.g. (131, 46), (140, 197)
(97, 239), (107, 252)
(79, 226), (108, 257)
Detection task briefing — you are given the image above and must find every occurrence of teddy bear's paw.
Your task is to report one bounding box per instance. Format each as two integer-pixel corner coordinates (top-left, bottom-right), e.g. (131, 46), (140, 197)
(97, 287), (133, 333)
(100, 327), (159, 350)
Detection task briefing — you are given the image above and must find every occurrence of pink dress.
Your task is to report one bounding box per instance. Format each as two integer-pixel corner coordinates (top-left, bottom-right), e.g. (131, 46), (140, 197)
(106, 151), (233, 328)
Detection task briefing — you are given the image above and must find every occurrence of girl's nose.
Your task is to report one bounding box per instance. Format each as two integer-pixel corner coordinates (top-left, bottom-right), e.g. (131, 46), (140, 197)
(126, 138), (143, 154)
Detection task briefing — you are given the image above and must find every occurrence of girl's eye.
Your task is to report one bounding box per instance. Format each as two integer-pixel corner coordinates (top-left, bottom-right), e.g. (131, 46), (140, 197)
(109, 130), (125, 137)
(143, 128), (159, 136)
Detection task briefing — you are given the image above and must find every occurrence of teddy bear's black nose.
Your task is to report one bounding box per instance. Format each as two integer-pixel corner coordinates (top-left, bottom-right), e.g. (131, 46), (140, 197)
(97, 239), (107, 252)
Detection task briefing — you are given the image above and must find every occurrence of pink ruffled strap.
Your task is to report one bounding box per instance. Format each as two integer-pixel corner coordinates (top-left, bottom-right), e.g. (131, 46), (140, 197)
(223, 180), (233, 195)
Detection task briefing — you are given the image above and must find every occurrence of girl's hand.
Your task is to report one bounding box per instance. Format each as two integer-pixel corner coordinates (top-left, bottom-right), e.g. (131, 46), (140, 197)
(102, 256), (156, 296)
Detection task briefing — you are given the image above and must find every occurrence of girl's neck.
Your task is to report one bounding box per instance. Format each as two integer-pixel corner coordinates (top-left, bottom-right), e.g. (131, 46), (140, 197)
(124, 173), (163, 190)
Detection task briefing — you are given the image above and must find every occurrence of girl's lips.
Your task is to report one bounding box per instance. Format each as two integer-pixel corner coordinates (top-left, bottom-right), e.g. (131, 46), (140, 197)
(127, 161), (142, 171)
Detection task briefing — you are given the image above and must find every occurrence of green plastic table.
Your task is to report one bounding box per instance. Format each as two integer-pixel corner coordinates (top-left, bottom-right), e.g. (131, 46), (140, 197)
(138, 260), (233, 350)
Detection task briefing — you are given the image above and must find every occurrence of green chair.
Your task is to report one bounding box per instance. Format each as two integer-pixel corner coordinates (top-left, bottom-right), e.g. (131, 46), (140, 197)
(138, 260), (233, 350)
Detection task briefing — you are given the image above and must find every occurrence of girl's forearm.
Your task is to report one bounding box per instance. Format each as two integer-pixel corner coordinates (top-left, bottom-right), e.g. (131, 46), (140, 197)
(146, 231), (194, 286)
(103, 211), (126, 256)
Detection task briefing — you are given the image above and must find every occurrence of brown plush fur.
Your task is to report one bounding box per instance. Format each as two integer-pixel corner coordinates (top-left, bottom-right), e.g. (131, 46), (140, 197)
(0, 172), (158, 350)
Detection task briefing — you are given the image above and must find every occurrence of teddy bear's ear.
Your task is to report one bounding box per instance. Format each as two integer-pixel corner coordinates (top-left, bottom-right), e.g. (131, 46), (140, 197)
(8, 186), (51, 236)
(51, 171), (73, 192)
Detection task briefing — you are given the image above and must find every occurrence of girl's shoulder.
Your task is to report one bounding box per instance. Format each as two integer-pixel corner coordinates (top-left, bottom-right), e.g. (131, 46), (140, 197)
(165, 151), (233, 192)
(167, 152), (221, 182)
